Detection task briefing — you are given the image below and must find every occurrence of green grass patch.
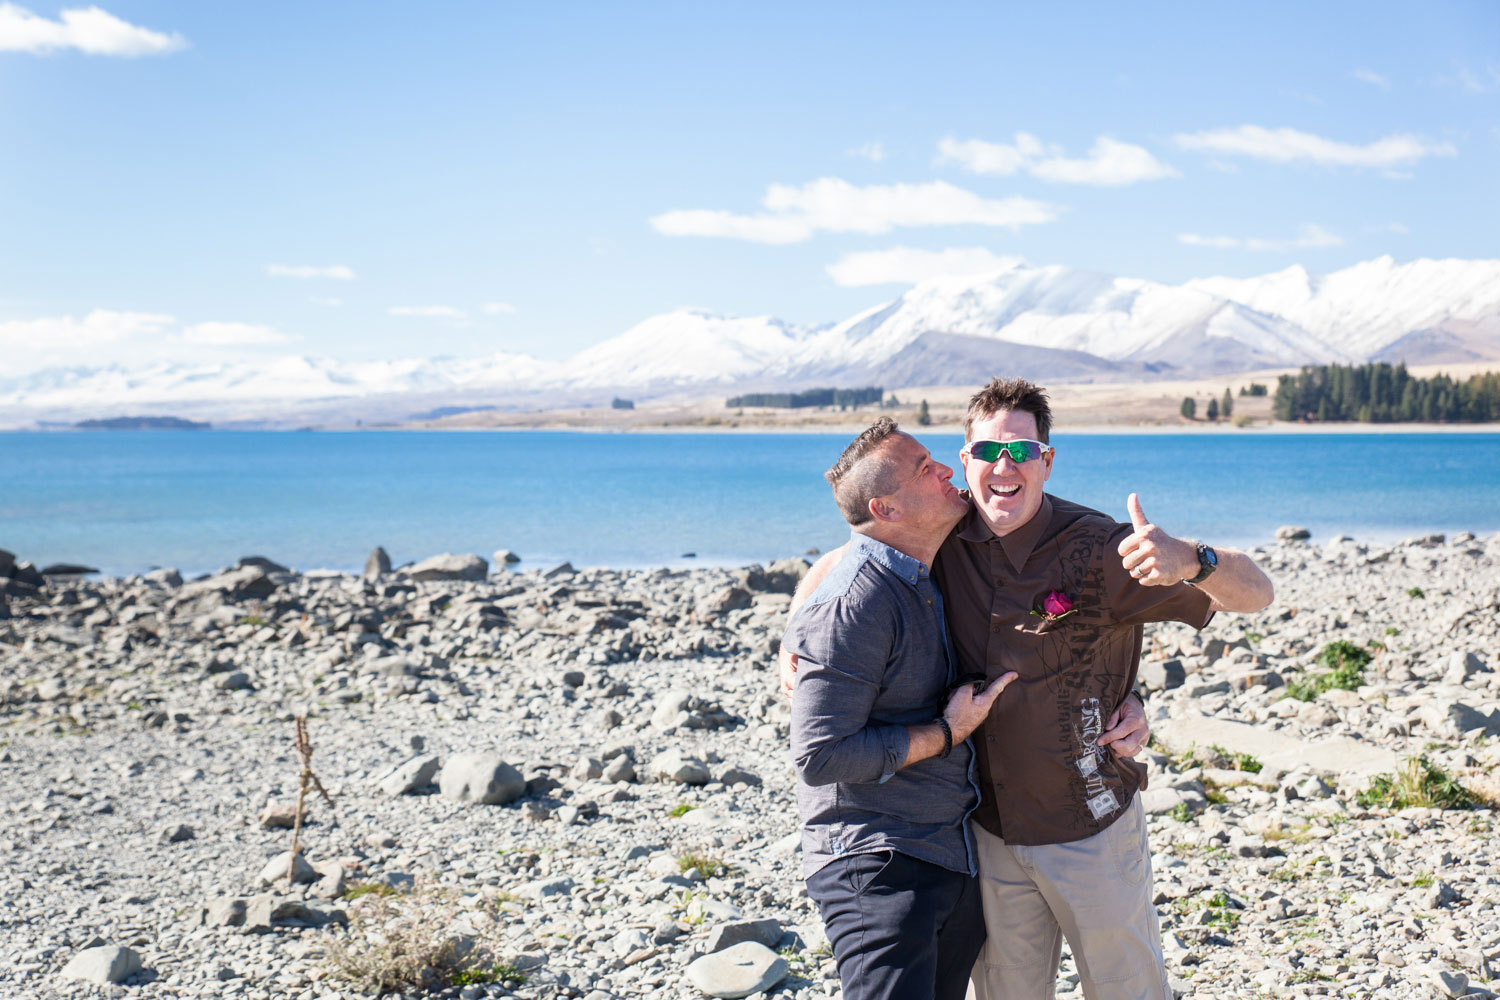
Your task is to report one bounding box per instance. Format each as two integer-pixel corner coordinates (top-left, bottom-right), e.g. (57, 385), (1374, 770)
(1356, 756), (1476, 810)
(1169, 802), (1195, 823)
(667, 803), (698, 818)
(1284, 640), (1373, 701)
(238, 615), (270, 627)
(344, 881), (404, 901)
(1406, 587), (1425, 599)
(677, 853), (729, 876)
(452, 965), (526, 987)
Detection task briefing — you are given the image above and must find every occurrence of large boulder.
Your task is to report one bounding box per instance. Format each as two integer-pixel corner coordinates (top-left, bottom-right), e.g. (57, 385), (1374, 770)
(363, 546), (392, 579)
(649, 749), (711, 786)
(407, 553), (488, 582)
(376, 754), (441, 796)
(178, 565), (276, 602)
(61, 946), (142, 985)
(439, 752), (525, 805)
(685, 942), (788, 999)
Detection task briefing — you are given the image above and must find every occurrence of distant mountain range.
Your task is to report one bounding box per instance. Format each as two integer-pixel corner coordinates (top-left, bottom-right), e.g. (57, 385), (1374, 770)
(4, 255), (1498, 427)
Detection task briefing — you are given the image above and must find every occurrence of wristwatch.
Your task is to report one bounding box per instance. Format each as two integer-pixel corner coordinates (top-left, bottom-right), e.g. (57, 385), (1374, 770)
(1186, 543), (1218, 585)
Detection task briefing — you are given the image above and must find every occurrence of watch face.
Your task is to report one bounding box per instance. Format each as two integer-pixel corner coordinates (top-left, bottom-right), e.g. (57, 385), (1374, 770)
(1203, 546), (1218, 568)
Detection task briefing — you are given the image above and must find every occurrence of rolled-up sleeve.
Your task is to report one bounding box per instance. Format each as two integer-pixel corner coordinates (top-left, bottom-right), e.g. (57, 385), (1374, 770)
(787, 593), (910, 786)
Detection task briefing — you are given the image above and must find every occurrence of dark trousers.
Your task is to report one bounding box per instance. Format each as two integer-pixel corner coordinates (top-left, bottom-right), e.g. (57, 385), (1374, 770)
(806, 850), (985, 1000)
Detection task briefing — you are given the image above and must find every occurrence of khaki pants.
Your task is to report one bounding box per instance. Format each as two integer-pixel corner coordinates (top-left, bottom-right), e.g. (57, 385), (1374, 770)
(969, 796), (1170, 1000)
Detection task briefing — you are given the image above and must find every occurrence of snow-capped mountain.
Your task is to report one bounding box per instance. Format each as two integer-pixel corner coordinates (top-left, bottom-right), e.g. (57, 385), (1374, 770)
(3, 255), (1498, 425)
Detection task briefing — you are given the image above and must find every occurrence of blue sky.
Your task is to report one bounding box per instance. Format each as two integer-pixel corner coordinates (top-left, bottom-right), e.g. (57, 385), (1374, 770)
(1, 1), (1496, 375)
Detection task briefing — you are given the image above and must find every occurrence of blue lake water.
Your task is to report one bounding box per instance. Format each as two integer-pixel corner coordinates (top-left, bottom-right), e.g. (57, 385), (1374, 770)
(2, 430), (1498, 577)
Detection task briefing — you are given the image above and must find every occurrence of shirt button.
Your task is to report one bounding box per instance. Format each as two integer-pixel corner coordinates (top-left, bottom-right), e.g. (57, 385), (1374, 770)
(991, 625), (1001, 633)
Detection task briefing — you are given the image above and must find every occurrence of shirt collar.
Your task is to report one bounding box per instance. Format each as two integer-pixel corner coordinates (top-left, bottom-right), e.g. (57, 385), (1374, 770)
(955, 493), (1055, 575)
(849, 530), (930, 586)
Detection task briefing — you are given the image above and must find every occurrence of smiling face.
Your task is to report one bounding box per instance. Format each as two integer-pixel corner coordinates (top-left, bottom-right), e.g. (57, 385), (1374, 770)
(960, 408), (1054, 538)
(880, 432), (969, 537)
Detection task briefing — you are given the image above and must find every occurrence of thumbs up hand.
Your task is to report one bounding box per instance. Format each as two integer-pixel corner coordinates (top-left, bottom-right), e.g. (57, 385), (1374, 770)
(1116, 493), (1197, 586)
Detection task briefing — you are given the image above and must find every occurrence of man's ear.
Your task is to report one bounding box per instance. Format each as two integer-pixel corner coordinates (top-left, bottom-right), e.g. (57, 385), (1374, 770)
(1041, 447), (1055, 483)
(868, 496), (900, 523)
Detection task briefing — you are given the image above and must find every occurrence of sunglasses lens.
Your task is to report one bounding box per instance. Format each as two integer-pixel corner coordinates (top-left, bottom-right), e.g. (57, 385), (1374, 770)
(970, 440), (1043, 463)
(1005, 441), (1038, 462)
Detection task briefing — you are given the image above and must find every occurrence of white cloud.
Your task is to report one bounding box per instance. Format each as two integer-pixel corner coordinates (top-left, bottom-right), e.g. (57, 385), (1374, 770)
(267, 264), (356, 280)
(388, 305), (466, 318)
(1177, 234), (1241, 249)
(180, 322), (291, 346)
(0, 2), (186, 56)
(482, 302), (517, 315)
(1178, 224), (1345, 253)
(1173, 125), (1456, 167)
(937, 133), (1179, 186)
(651, 178), (1058, 244)
(847, 141), (886, 162)
(0, 309), (173, 352)
(826, 247), (1025, 287)
(1353, 68), (1390, 90)
(0, 309), (289, 375)
(1447, 63), (1500, 94)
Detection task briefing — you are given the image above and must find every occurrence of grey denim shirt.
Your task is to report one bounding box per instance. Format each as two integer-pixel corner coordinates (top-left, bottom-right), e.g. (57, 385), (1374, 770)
(785, 532), (979, 879)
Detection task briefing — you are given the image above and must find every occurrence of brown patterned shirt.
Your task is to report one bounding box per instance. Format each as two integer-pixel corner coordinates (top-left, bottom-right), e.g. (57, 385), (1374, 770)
(933, 493), (1214, 846)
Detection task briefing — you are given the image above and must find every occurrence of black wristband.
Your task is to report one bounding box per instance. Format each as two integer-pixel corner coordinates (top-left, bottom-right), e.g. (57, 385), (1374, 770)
(934, 717), (953, 759)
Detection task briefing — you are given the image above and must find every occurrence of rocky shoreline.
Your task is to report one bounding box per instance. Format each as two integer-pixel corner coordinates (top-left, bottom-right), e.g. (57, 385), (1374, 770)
(2, 531), (1498, 1000)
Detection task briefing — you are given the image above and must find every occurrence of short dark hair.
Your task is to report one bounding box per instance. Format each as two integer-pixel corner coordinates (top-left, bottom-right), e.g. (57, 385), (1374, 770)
(964, 377), (1053, 442)
(824, 417), (907, 526)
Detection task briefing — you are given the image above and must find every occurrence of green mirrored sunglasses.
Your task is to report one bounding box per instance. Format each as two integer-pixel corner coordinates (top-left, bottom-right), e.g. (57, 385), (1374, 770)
(963, 438), (1053, 464)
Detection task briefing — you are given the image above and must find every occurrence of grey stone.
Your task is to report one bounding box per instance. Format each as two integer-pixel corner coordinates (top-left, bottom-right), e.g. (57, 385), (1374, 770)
(1420, 699), (1499, 739)
(258, 850), (318, 886)
(717, 765), (762, 786)
(602, 756), (637, 783)
(765, 557), (809, 594)
(521, 877), (575, 899)
(544, 561), (575, 579)
(237, 555), (289, 573)
(493, 548), (521, 565)
(178, 565), (276, 602)
(439, 752), (525, 805)
(407, 553), (487, 582)
(1441, 651), (1489, 685)
(60, 945), (142, 985)
(652, 688), (693, 729)
(698, 585), (752, 617)
(363, 546), (392, 579)
(1276, 525), (1312, 542)
(159, 823), (194, 843)
(215, 671), (253, 691)
(376, 754), (441, 796)
(201, 897), (247, 927)
(684, 941), (789, 998)
(1138, 658), (1185, 692)
(572, 756), (604, 780)
(705, 918), (784, 954)
(649, 750), (711, 785)
(144, 567), (182, 587)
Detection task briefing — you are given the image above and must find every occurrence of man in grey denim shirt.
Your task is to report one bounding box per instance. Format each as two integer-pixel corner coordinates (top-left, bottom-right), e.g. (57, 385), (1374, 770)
(786, 418), (1017, 1000)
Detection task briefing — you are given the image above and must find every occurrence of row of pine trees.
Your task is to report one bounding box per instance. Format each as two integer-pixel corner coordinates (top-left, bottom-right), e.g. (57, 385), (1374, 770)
(1273, 362), (1500, 423)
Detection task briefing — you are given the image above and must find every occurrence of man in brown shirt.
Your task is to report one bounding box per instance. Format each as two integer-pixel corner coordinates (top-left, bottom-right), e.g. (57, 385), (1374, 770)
(784, 378), (1273, 1000)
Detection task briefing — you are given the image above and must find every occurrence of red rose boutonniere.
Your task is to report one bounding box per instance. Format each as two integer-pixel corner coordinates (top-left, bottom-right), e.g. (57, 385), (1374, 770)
(1030, 590), (1078, 624)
